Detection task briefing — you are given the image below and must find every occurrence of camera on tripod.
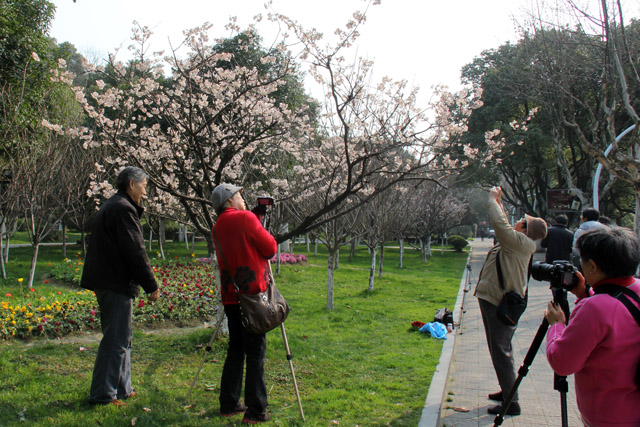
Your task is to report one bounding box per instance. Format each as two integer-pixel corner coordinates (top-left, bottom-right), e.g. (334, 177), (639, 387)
(252, 196), (274, 223)
(257, 196), (274, 206)
(531, 260), (578, 290)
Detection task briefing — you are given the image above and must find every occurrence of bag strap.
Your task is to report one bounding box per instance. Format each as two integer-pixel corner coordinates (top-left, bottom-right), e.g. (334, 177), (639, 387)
(594, 284), (640, 328)
(495, 249), (532, 297)
(213, 227), (240, 293)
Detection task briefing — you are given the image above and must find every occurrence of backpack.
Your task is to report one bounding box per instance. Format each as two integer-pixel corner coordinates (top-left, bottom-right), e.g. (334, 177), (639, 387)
(434, 307), (454, 329)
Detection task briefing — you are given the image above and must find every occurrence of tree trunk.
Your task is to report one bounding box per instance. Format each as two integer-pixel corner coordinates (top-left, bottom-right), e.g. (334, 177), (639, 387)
(420, 238), (427, 263)
(399, 237), (404, 269)
(276, 244), (282, 275)
(426, 235), (432, 257)
(378, 244), (384, 278)
(306, 233), (310, 252)
(159, 218), (166, 245)
(62, 220), (67, 259)
(334, 248), (339, 270)
(148, 227), (153, 251)
(27, 242), (40, 290)
(0, 222), (5, 279)
(204, 232), (216, 259)
(349, 237), (356, 262)
(326, 251), (335, 310)
(314, 240), (318, 256)
(81, 230), (87, 255)
(368, 246), (376, 291)
(4, 233), (10, 263)
(157, 218), (166, 260)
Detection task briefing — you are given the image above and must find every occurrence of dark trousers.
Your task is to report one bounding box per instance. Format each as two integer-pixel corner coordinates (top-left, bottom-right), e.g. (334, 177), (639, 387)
(220, 304), (268, 416)
(89, 289), (134, 403)
(479, 298), (519, 402)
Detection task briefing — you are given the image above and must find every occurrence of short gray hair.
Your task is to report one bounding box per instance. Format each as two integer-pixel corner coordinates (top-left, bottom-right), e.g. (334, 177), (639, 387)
(116, 166), (147, 192)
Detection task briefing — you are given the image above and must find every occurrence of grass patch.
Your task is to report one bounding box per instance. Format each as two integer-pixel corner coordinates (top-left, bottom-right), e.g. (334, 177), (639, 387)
(0, 243), (467, 426)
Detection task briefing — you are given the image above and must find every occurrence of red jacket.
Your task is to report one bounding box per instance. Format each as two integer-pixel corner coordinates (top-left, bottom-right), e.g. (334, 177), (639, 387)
(212, 208), (277, 305)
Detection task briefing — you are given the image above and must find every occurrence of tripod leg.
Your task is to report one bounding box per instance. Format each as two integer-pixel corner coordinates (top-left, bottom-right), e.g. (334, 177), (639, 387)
(281, 323), (305, 421)
(185, 307), (225, 403)
(493, 318), (549, 426)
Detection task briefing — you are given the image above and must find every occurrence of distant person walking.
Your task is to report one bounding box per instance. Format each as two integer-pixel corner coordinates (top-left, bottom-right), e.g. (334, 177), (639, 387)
(571, 208), (605, 267)
(81, 166), (159, 406)
(540, 215), (574, 264)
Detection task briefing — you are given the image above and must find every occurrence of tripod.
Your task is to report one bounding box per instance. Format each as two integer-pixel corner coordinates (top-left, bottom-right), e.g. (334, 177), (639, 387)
(457, 248), (474, 334)
(493, 288), (571, 426)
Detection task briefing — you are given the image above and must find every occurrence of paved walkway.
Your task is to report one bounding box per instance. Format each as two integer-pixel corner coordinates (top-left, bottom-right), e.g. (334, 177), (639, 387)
(420, 239), (583, 427)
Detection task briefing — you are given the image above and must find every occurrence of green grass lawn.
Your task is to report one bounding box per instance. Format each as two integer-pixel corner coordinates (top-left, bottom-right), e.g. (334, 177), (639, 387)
(0, 241), (468, 426)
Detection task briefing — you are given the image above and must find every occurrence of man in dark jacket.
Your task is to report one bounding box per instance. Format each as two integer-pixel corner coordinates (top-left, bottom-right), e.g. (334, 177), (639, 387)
(81, 166), (159, 406)
(540, 214), (574, 264)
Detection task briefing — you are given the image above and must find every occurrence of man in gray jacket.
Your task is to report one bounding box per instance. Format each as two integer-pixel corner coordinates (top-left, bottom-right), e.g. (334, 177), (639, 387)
(474, 186), (547, 416)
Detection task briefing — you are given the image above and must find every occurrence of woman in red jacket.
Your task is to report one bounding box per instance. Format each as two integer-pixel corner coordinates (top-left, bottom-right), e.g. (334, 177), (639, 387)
(211, 183), (277, 424)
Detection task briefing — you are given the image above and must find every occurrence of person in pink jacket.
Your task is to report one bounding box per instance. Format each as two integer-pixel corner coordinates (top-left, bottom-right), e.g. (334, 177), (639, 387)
(545, 226), (640, 427)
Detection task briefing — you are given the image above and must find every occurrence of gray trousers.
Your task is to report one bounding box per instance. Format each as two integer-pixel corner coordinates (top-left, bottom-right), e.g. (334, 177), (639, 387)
(89, 289), (134, 403)
(478, 298), (519, 402)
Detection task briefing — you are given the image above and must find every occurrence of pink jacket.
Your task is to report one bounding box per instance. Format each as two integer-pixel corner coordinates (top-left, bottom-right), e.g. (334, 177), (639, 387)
(546, 278), (640, 427)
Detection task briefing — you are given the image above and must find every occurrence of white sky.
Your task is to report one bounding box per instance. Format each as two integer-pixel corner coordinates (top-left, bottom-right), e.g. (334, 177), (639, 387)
(49, 0), (534, 105)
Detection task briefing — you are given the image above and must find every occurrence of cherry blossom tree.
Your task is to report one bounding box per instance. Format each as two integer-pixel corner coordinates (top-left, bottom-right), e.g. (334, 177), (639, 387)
(62, 22), (312, 255)
(358, 183), (408, 291)
(406, 181), (468, 261)
(270, 5), (487, 244)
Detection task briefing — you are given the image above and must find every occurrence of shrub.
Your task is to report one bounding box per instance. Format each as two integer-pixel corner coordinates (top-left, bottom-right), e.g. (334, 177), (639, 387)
(270, 252), (308, 264)
(448, 235), (468, 252)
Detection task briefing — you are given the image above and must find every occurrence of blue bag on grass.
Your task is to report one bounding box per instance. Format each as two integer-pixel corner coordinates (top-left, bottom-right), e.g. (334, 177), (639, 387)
(419, 321), (447, 339)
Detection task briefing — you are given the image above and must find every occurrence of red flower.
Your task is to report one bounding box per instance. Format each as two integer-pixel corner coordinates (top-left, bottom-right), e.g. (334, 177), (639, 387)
(5, 293), (11, 297)
(138, 300), (145, 308)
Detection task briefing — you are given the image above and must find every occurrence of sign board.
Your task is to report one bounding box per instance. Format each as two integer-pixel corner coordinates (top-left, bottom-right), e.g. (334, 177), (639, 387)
(547, 189), (579, 212)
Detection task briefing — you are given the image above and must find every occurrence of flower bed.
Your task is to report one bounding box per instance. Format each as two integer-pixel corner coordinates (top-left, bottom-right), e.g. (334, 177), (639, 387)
(0, 258), (219, 340)
(271, 252), (308, 264)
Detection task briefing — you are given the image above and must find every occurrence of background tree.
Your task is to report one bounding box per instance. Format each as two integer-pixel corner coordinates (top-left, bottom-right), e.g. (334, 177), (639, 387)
(456, 0), (640, 228)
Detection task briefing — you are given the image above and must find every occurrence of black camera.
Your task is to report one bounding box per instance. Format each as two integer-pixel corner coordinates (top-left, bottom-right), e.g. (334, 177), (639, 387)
(531, 260), (578, 290)
(252, 196), (274, 218)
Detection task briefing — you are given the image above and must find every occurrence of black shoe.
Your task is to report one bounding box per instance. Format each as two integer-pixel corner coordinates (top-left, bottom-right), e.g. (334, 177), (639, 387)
(488, 391), (503, 401)
(242, 413), (271, 424)
(487, 402), (521, 416)
(220, 403), (247, 417)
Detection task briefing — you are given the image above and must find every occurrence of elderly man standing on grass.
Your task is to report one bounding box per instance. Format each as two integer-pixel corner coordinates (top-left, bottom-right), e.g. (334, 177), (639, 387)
(81, 166), (160, 407)
(474, 186), (547, 416)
